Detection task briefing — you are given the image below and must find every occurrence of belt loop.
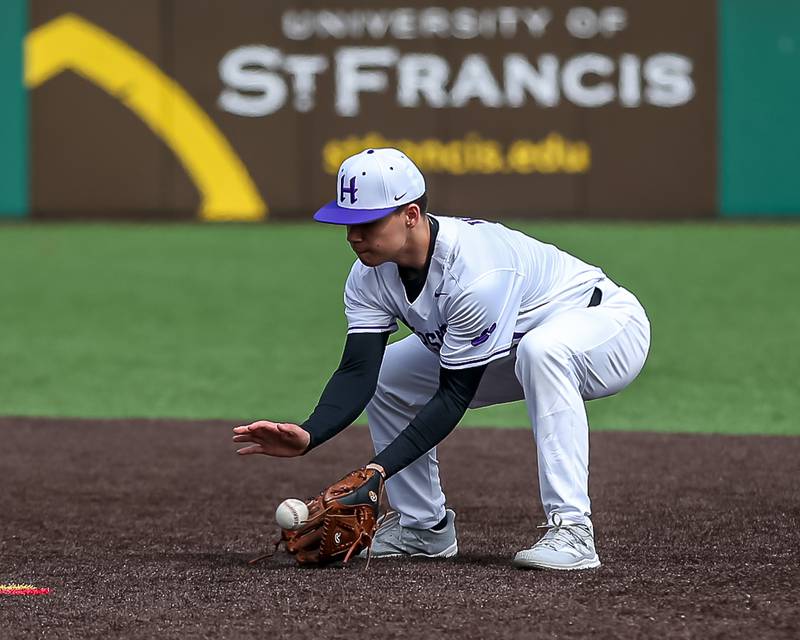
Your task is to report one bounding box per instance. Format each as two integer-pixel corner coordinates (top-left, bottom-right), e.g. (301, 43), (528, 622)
(588, 287), (602, 308)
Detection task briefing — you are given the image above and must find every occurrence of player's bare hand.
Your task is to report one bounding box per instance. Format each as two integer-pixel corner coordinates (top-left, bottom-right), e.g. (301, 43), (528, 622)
(232, 421), (310, 457)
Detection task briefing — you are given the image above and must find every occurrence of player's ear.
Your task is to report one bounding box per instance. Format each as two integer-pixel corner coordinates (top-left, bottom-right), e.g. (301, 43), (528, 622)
(405, 203), (421, 228)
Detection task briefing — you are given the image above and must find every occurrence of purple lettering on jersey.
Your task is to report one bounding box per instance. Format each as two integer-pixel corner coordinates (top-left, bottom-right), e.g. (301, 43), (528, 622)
(458, 217), (486, 225)
(471, 322), (497, 346)
(410, 323), (448, 352)
(340, 175), (358, 204)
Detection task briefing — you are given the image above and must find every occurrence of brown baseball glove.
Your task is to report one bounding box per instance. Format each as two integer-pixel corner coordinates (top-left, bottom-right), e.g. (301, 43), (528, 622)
(259, 466), (385, 566)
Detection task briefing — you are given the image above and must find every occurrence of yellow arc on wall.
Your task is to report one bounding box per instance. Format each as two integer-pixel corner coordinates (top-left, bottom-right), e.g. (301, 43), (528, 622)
(25, 13), (266, 221)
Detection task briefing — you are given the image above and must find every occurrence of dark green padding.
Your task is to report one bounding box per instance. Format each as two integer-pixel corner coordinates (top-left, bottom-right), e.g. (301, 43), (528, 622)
(719, 0), (800, 216)
(0, 0), (28, 218)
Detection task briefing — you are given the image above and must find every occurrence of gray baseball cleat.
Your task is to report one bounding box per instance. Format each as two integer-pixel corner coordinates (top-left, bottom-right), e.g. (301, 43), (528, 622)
(512, 514), (601, 570)
(360, 509), (458, 559)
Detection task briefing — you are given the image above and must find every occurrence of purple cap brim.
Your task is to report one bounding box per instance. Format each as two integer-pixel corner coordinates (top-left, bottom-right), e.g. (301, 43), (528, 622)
(313, 200), (398, 225)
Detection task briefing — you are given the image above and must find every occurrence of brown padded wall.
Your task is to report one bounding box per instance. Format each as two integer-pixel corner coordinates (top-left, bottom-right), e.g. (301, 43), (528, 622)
(30, 0), (716, 220)
(30, 0), (196, 218)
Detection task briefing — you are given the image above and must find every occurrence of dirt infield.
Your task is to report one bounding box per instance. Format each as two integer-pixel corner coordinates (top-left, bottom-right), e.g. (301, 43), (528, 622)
(1, 418), (798, 639)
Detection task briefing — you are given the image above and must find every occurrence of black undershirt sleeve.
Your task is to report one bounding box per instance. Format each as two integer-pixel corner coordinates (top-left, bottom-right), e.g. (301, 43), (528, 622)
(371, 364), (487, 478)
(301, 331), (390, 451)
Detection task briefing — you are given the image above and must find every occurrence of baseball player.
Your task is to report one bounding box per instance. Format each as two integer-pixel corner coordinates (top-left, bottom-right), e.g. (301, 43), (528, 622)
(233, 148), (650, 570)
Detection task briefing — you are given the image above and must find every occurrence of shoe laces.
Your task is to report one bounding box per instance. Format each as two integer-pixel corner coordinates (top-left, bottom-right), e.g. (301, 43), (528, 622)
(535, 513), (593, 552)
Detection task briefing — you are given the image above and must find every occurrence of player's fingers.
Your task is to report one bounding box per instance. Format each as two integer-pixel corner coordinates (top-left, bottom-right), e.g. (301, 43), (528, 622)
(232, 434), (255, 443)
(248, 422), (291, 441)
(236, 444), (265, 455)
(235, 420), (279, 432)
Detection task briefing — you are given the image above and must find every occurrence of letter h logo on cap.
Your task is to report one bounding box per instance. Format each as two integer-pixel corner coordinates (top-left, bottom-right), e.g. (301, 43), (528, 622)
(340, 175), (358, 204)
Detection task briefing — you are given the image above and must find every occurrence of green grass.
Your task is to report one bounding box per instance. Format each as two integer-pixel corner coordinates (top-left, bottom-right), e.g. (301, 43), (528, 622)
(1, 221), (798, 435)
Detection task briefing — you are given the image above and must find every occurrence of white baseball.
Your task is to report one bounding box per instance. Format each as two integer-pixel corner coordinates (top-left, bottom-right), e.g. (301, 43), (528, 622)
(275, 498), (309, 530)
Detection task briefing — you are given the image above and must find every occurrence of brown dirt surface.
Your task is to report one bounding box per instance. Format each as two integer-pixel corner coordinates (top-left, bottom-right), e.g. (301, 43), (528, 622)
(1, 418), (798, 639)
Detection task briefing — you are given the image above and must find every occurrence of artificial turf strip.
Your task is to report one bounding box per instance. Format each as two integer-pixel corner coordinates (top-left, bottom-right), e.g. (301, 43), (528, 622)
(0, 221), (797, 435)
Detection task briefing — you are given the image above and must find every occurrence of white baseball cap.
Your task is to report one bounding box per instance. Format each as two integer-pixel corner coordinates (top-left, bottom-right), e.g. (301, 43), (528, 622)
(313, 148), (426, 225)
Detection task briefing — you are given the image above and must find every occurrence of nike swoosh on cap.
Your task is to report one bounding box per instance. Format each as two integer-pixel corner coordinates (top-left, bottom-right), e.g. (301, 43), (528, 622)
(393, 192), (407, 201)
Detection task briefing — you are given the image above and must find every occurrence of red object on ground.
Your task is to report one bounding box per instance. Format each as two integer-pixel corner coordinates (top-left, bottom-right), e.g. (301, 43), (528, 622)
(0, 585), (50, 596)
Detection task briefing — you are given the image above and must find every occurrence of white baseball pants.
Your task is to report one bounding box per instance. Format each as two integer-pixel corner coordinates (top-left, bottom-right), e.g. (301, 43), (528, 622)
(365, 280), (651, 529)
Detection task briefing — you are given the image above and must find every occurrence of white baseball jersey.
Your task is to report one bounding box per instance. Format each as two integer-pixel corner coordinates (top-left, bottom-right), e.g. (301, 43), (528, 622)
(344, 215), (607, 370)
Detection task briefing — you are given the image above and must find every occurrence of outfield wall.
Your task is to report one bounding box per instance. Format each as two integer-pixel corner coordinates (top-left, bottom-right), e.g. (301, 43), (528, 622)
(718, 0), (800, 217)
(1, 1), (797, 220)
(0, 1), (28, 218)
